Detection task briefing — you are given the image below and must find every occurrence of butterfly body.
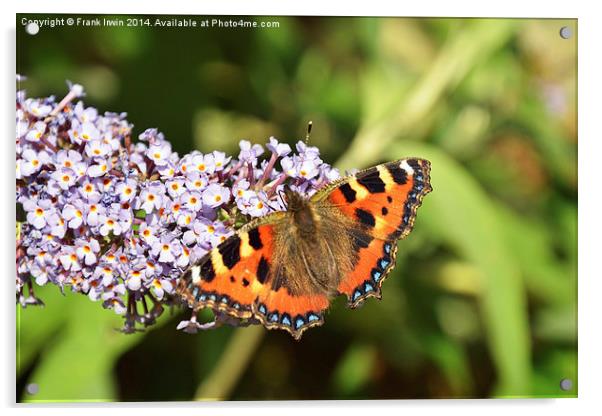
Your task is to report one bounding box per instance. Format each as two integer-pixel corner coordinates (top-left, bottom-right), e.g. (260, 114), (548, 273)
(178, 158), (432, 339)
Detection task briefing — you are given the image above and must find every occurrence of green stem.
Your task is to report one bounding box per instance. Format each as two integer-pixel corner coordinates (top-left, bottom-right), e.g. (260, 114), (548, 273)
(194, 325), (264, 401)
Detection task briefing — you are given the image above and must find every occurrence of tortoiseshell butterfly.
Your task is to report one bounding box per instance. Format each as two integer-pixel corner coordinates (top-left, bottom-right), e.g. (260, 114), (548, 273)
(177, 158), (432, 339)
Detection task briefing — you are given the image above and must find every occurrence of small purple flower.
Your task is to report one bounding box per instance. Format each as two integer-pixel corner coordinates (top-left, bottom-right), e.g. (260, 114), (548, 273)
(104, 298), (127, 315)
(85, 202), (105, 227)
(166, 178), (186, 198)
(184, 172), (208, 192)
(182, 191), (203, 212)
(208, 223), (233, 247)
(147, 142), (172, 166)
(138, 128), (163, 144)
(56, 149), (83, 170)
(191, 153), (216, 175)
(212, 151), (231, 171)
(73, 101), (97, 123)
(136, 183), (165, 213)
(126, 270), (143, 291)
(47, 212), (67, 238)
(115, 179), (137, 203)
(178, 153), (195, 175)
(62, 203), (85, 229)
(177, 246), (191, 268)
(99, 214), (122, 236)
(20, 149), (50, 177)
(238, 140), (264, 162)
(151, 239), (178, 263)
(31, 263), (50, 286)
(129, 152), (147, 176)
(79, 122), (100, 143)
(79, 179), (101, 201)
(139, 222), (159, 246)
(297, 159), (320, 180)
(23, 198), (54, 229)
(176, 210), (195, 228)
(24, 98), (52, 118)
(281, 156), (320, 180)
(51, 167), (77, 190)
(93, 265), (116, 287)
(202, 183), (230, 208)
(72, 161), (89, 180)
(59, 247), (82, 272)
(75, 238), (101, 265)
(296, 141), (321, 160)
(87, 158), (111, 178)
(25, 121), (46, 142)
(67, 82), (85, 99)
(266, 137), (291, 157)
(140, 259), (162, 278)
(16, 110), (29, 139)
(149, 278), (174, 300)
(156, 162), (177, 179)
(240, 192), (270, 217)
(85, 139), (111, 159)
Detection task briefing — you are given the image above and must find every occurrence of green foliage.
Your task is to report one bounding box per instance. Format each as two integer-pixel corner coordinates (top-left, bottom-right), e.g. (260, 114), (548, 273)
(18, 285), (151, 402)
(17, 16), (577, 401)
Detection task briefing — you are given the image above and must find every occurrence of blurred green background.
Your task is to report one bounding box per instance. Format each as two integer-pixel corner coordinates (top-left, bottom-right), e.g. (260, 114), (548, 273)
(16, 15), (577, 401)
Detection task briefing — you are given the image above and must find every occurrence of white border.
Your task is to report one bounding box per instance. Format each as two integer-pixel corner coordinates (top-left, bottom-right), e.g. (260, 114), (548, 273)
(3, 1), (601, 415)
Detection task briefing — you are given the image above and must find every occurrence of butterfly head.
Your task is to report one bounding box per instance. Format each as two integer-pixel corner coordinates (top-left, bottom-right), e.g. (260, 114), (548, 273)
(282, 187), (309, 213)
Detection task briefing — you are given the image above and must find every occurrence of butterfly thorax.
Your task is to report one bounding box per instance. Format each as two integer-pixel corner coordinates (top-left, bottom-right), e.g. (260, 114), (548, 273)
(285, 190), (318, 240)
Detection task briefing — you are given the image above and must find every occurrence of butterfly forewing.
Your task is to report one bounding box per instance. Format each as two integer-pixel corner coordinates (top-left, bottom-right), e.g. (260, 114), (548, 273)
(317, 158), (432, 307)
(178, 222), (278, 319)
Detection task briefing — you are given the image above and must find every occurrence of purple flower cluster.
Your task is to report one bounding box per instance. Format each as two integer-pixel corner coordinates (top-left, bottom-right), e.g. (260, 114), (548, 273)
(16, 80), (340, 332)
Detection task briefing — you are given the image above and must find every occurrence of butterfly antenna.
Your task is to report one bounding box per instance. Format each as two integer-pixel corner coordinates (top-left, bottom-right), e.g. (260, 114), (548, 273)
(277, 188), (287, 208)
(305, 121), (313, 145)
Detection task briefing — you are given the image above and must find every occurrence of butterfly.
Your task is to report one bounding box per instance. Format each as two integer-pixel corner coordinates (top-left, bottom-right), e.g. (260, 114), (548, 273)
(177, 158), (432, 339)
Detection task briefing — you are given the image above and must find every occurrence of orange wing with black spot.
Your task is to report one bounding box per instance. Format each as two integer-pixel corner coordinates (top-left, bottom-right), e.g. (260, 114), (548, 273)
(314, 158), (432, 308)
(177, 212), (331, 340)
(178, 221), (278, 319)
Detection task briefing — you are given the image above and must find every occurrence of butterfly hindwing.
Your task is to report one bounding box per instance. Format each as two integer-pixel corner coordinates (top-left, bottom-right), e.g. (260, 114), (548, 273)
(178, 211), (331, 339)
(178, 221), (279, 320)
(254, 285), (329, 340)
(314, 158), (432, 308)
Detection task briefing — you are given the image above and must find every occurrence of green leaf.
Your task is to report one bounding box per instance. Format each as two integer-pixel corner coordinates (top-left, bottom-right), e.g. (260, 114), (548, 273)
(17, 285), (69, 377)
(20, 291), (145, 402)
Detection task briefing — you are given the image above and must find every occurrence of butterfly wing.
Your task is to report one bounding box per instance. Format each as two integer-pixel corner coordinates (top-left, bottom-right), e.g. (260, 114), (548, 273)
(178, 214), (284, 320)
(311, 158), (432, 308)
(177, 210), (330, 340)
